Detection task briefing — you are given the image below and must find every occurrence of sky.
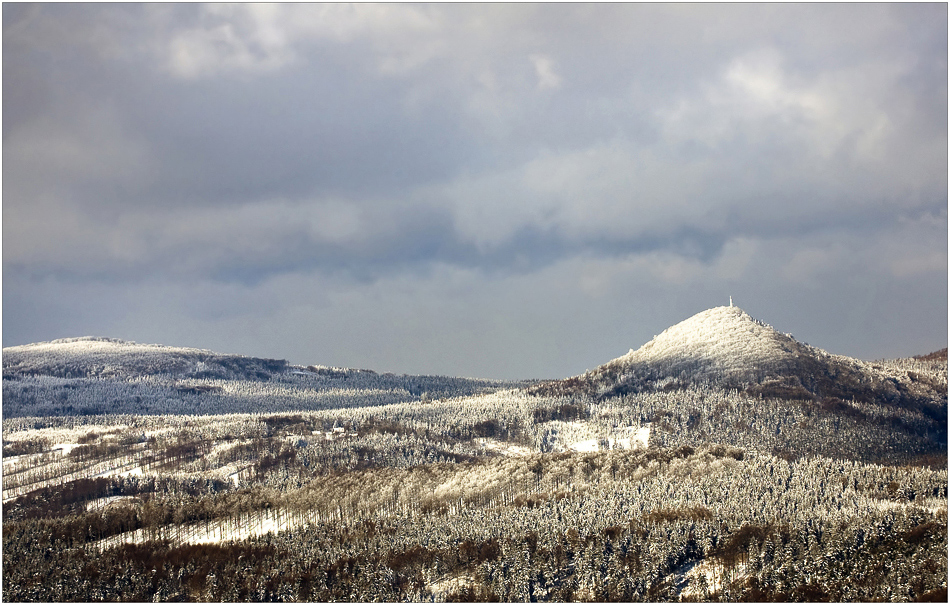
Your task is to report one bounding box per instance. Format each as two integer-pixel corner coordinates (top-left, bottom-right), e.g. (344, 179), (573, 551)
(3, 3), (947, 380)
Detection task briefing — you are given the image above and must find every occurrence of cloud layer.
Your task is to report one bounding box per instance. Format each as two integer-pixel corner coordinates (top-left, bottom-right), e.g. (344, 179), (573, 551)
(4, 3), (947, 378)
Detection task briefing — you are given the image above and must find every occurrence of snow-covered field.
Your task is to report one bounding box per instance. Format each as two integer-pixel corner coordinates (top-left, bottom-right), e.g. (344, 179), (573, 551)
(567, 424), (651, 452)
(477, 438), (533, 457)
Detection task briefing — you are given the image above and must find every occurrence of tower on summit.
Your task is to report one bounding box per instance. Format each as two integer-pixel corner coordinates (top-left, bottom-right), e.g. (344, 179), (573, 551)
(729, 296), (733, 307)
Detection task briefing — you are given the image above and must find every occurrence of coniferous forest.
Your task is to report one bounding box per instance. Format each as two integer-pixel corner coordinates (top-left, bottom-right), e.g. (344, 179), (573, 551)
(2, 315), (947, 602)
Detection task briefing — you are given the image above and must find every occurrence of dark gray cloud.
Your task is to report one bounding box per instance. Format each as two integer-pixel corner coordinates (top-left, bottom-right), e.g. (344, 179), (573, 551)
(3, 3), (946, 379)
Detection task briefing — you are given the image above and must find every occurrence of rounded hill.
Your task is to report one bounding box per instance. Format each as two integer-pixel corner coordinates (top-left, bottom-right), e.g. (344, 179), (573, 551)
(535, 306), (947, 409)
(2, 336), (287, 380)
(613, 306), (815, 383)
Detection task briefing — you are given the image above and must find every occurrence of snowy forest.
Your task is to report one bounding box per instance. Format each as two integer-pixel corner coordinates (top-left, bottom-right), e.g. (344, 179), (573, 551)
(2, 321), (947, 602)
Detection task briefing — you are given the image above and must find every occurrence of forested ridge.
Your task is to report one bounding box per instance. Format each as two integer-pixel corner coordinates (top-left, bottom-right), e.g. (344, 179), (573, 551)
(2, 313), (947, 601)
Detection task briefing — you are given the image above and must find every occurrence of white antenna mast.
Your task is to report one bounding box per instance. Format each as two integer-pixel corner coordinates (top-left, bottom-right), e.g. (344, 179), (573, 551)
(729, 295), (733, 307)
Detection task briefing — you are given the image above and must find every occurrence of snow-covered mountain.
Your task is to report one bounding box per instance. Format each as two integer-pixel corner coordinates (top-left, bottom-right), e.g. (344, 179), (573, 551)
(536, 306), (947, 408)
(2, 336), (288, 380)
(612, 305), (820, 381)
(1, 336), (524, 418)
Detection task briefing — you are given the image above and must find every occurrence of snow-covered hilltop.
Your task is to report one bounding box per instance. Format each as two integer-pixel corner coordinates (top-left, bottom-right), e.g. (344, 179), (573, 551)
(615, 305), (814, 381)
(535, 306), (947, 408)
(3, 336), (214, 364)
(1, 337), (524, 418)
(2, 336), (287, 381)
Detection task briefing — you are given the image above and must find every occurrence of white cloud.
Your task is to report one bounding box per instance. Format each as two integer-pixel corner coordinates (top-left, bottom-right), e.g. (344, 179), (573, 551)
(168, 23), (277, 78)
(165, 5), (294, 78)
(530, 54), (562, 90)
(159, 3), (448, 79)
(657, 46), (918, 174)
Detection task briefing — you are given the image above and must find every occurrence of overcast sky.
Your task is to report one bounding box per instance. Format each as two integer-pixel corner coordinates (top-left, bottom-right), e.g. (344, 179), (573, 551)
(3, 3), (947, 379)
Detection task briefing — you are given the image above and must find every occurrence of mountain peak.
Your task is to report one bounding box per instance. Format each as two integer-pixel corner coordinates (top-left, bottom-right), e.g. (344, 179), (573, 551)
(613, 305), (809, 381)
(534, 305), (944, 409)
(528, 305), (877, 402)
